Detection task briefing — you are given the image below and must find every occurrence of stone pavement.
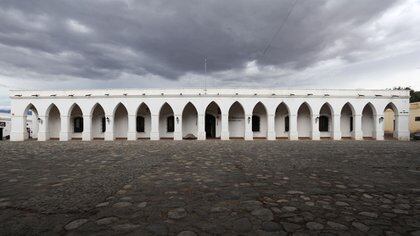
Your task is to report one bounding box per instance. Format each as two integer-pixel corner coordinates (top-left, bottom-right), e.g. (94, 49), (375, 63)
(0, 140), (419, 235)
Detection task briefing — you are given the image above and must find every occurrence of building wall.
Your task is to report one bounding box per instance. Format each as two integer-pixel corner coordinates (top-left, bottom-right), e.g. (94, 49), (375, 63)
(409, 102), (420, 133)
(8, 88), (411, 141)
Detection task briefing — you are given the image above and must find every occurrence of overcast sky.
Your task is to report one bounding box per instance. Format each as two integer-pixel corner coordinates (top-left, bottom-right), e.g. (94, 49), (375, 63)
(1, 0), (420, 108)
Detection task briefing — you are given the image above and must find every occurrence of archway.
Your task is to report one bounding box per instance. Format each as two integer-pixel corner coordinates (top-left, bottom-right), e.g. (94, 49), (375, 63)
(69, 104), (83, 140)
(297, 102), (312, 139)
(114, 103), (128, 139)
(252, 102), (267, 139)
(319, 103), (333, 139)
(383, 103), (398, 139)
(91, 104), (105, 140)
(205, 102), (221, 139)
(137, 103), (151, 139)
(361, 103), (375, 139)
(182, 102), (198, 139)
(23, 104), (39, 140)
(340, 103), (354, 139)
(47, 104), (61, 140)
(159, 103), (174, 139)
(228, 101), (245, 139)
(275, 102), (289, 139)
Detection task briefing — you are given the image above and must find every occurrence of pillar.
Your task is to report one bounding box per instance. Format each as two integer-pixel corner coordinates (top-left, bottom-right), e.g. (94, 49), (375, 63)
(288, 114), (298, 140)
(104, 114), (114, 141)
(373, 114), (384, 140)
(396, 113), (410, 141)
(197, 113), (206, 140)
(310, 113), (320, 140)
(174, 114), (182, 140)
(127, 114), (137, 141)
(353, 114), (363, 140)
(82, 115), (92, 141)
(332, 114), (341, 140)
(267, 113), (276, 140)
(10, 115), (25, 141)
(59, 115), (70, 141)
(150, 114), (160, 140)
(221, 113), (229, 140)
(244, 114), (253, 140)
(37, 115), (48, 141)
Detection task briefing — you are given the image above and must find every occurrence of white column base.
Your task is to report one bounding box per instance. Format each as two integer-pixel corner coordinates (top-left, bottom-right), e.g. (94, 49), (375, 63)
(10, 132), (25, 141)
(289, 131), (298, 140)
(396, 131), (410, 141)
(59, 132), (70, 141)
(38, 132), (47, 141)
(150, 132), (160, 140)
(127, 132), (137, 141)
(197, 132), (206, 140)
(267, 131), (276, 140)
(374, 132), (384, 140)
(221, 131), (229, 140)
(353, 131), (363, 140)
(174, 132), (182, 140)
(244, 131), (253, 140)
(82, 132), (92, 141)
(332, 131), (341, 140)
(105, 132), (114, 141)
(310, 131), (320, 140)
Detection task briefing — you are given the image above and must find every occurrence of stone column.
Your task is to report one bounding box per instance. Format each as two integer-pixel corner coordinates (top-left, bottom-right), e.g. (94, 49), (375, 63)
(127, 115), (137, 141)
(395, 113), (410, 140)
(244, 114), (253, 140)
(332, 114), (342, 140)
(197, 113), (206, 140)
(267, 114), (276, 140)
(104, 114), (114, 141)
(59, 115), (70, 141)
(174, 114), (182, 140)
(221, 113), (229, 140)
(150, 114), (160, 140)
(288, 114), (298, 140)
(311, 113), (320, 140)
(373, 114), (384, 140)
(82, 115), (92, 141)
(37, 115), (48, 141)
(352, 114), (363, 140)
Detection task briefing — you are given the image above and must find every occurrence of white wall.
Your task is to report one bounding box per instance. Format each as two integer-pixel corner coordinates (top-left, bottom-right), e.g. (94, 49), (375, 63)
(70, 105), (83, 139)
(362, 105), (374, 138)
(48, 105), (61, 139)
(229, 102), (245, 138)
(275, 103), (289, 138)
(297, 104), (311, 138)
(319, 104), (332, 138)
(114, 104), (128, 138)
(137, 104), (151, 139)
(340, 104), (353, 138)
(92, 104), (105, 139)
(205, 102), (221, 138)
(182, 103), (198, 138)
(252, 103), (267, 138)
(159, 103), (174, 138)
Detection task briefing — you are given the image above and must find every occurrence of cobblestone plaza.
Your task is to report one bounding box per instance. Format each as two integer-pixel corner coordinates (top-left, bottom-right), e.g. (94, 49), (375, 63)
(0, 141), (419, 235)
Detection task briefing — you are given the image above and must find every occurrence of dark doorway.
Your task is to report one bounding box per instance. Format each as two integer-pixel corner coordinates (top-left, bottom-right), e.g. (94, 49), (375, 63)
(205, 114), (216, 138)
(0, 128), (3, 140)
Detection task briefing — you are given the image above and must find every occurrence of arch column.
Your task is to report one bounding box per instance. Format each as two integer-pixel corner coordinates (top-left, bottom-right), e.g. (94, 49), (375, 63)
(11, 115), (25, 141)
(311, 113), (320, 140)
(82, 115), (92, 141)
(267, 113), (276, 140)
(373, 113), (384, 140)
(353, 114), (363, 140)
(332, 113), (341, 140)
(150, 114), (160, 140)
(174, 114), (182, 140)
(59, 115), (70, 141)
(104, 114), (114, 141)
(127, 114), (137, 141)
(221, 113), (229, 140)
(396, 113), (409, 140)
(37, 115), (48, 141)
(244, 113), (253, 140)
(197, 113), (206, 140)
(289, 114), (298, 140)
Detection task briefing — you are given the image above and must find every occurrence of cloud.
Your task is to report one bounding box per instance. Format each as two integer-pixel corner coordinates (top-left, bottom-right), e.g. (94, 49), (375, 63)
(0, 0), (418, 97)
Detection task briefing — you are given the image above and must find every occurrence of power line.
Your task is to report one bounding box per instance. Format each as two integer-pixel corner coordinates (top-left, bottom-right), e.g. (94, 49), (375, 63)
(259, 0), (298, 59)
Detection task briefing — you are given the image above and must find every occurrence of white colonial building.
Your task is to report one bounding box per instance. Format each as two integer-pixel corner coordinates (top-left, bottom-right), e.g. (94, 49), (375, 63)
(9, 88), (410, 142)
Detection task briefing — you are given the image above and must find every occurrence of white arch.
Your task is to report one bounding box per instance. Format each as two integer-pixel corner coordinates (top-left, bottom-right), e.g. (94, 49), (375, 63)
(159, 102), (175, 139)
(297, 102), (312, 138)
(252, 102), (268, 138)
(228, 101), (245, 138)
(182, 102), (198, 139)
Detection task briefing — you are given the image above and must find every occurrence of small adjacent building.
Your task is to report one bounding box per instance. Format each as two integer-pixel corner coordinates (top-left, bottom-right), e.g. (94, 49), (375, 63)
(9, 88), (411, 141)
(1, 112), (35, 140)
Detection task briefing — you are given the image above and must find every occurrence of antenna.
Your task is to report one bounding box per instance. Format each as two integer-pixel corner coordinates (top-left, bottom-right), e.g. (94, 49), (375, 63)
(204, 56), (207, 93)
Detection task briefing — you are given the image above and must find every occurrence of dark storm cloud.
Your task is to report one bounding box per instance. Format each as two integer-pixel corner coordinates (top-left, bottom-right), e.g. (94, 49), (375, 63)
(0, 0), (404, 81)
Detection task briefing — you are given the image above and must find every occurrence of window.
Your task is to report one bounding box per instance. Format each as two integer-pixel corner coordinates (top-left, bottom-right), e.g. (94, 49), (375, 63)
(137, 116), (145, 132)
(101, 117), (106, 133)
(167, 116), (174, 132)
(252, 115), (260, 132)
(74, 117), (83, 133)
(350, 116), (353, 132)
(319, 115), (329, 132)
(285, 116), (289, 132)
(416, 117), (420, 122)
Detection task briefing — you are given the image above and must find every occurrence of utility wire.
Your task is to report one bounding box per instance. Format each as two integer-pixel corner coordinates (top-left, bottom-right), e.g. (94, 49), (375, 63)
(259, 0), (298, 59)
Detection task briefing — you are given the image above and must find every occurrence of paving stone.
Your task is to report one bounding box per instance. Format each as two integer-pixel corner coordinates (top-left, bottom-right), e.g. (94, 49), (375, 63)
(147, 223), (168, 235)
(64, 219), (88, 230)
(113, 202), (132, 208)
(96, 217), (118, 225)
(327, 221), (348, 230)
(168, 208), (187, 219)
(352, 222), (370, 232)
(233, 218), (252, 232)
(262, 221), (281, 232)
(137, 202), (147, 208)
(359, 211), (378, 218)
(280, 222), (301, 232)
(251, 208), (274, 221)
(177, 231), (197, 236)
(306, 222), (324, 230)
(112, 224), (140, 231)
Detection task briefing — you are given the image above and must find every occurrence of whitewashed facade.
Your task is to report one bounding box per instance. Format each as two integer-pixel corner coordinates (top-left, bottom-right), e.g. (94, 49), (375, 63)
(9, 88), (410, 141)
